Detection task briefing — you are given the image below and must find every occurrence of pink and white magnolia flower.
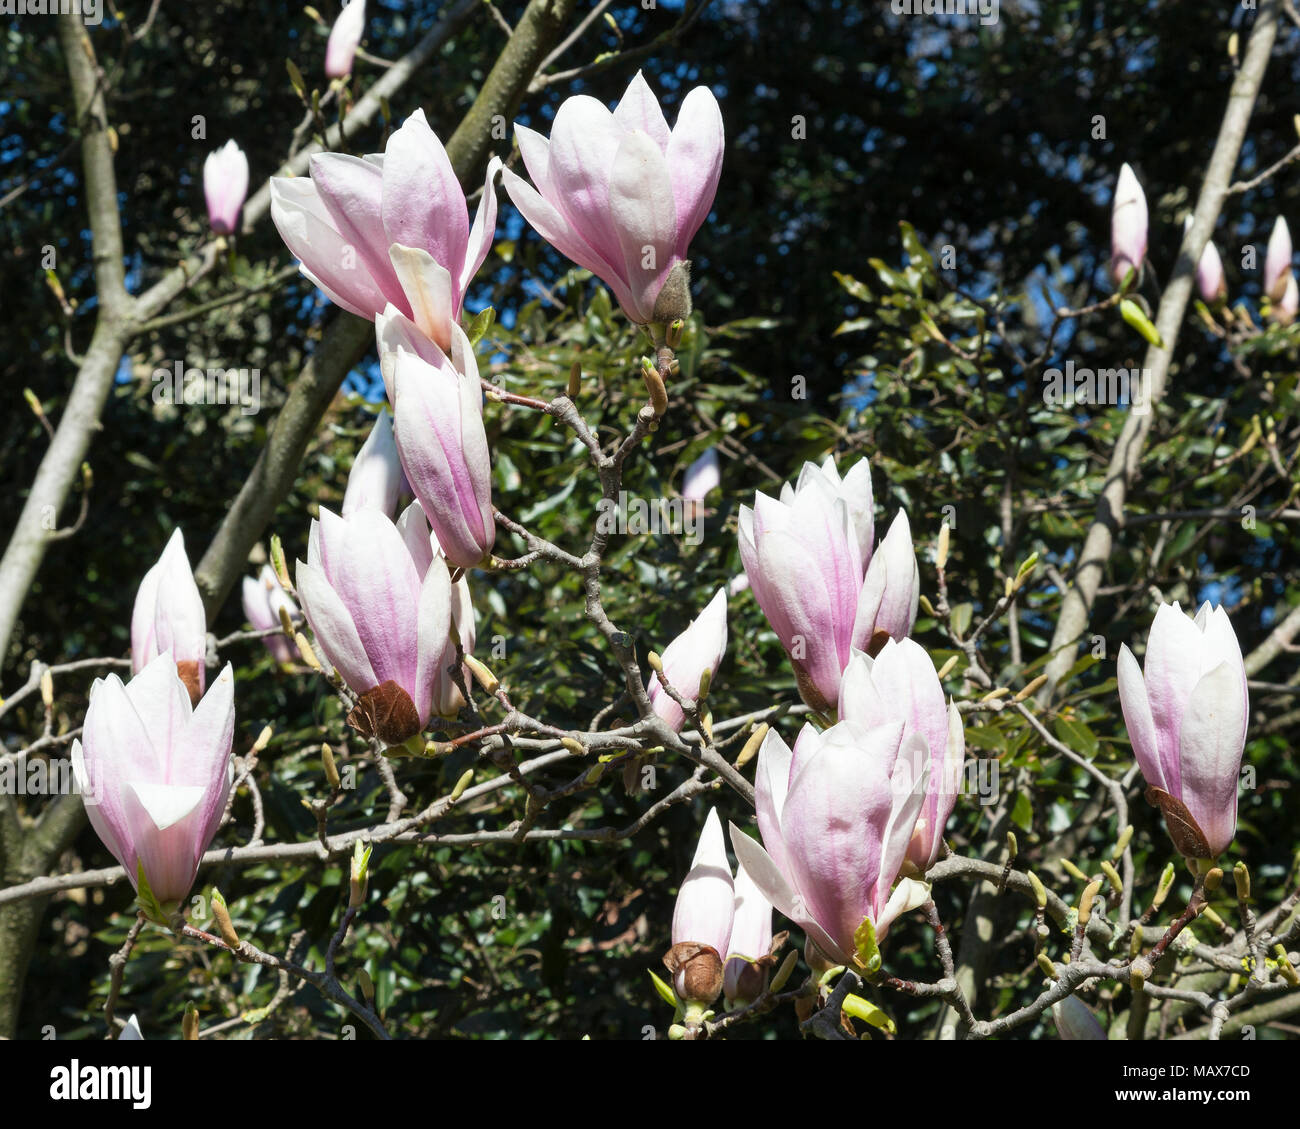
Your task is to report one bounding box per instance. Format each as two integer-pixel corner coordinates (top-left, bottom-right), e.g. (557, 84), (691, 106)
(681, 447), (721, 507)
(731, 722), (931, 967)
(131, 528), (207, 705)
(72, 653), (235, 906)
(1265, 217), (1293, 303)
(723, 861), (775, 1007)
(241, 564), (301, 665)
(647, 587), (728, 732)
(1118, 602), (1249, 859)
(270, 109), (501, 352)
(738, 461), (865, 713)
(502, 71), (724, 325)
(1110, 162), (1148, 286)
(839, 639), (964, 872)
(1053, 995), (1108, 1040)
(325, 0), (365, 79)
(294, 502), (453, 745)
(1185, 216), (1226, 304)
(854, 509), (920, 647)
(739, 456), (916, 713)
(668, 808), (734, 1004)
(204, 140), (249, 236)
(342, 408), (406, 518)
(389, 324), (495, 570)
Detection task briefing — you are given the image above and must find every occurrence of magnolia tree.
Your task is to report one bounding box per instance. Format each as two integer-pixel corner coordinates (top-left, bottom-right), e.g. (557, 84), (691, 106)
(1, 1), (1299, 1045)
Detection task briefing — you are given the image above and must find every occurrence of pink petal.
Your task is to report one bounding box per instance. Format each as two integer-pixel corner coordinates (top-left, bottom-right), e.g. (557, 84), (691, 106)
(382, 109), (470, 288)
(308, 153), (405, 305)
(270, 175), (395, 319)
(613, 72), (672, 151)
(672, 808), (734, 956)
(609, 129), (678, 323)
(665, 85), (724, 260)
(1178, 661), (1248, 856)
(546, 94), (628, 272)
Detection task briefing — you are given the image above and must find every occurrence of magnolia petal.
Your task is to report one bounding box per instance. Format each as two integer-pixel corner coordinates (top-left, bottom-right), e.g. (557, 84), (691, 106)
(294, 560), (378, 693)
(672, 809), (734, 956)
(381, 108), (469, 287)
(388, 243), (455, 351)
(1178, 660), (1248, 856)
(665, 85), (725, 260)
(1118, 643), (1168, 793)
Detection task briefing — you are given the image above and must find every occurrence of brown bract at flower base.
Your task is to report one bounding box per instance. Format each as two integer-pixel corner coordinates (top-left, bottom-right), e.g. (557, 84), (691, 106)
(346, 679), (422, 746)
(663, 941), (724, 1005)
(1145, 785), (1213, 860)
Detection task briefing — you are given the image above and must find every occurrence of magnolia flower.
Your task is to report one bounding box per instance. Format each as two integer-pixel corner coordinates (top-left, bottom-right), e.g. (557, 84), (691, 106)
(723, 861), (775, 1008)
(1053, 995), (1108, 1040)
(342, 409), (405, 518)
(1118, 602), (1249, 859)
(731, 722), (931, 967)
(325, 0), (365, 78)
(681, 447), (721, 507)
(131, 529), (207, 705)
(854, 509), (920, 649)
(666, 808), (734, 1005)
(1110, 162), (1148, 286)
(738, 464), (864, 712)
(119, 1015), (144, 1041)
(73, 654), (235, 906)
(390, 324), (495, 570)
(241, 564), (301, 665)
(204, 140), (249, 236)
(1265, 217), (1292, 303)
(1185, 216), (1226, 304)
(839, 638), (964, 871)
(738, 456), (913, 713)
(647, 588), (728, 731)
(502, 71), (724, 326)
(295, 503), (453, 745)
(270, 109), (500, 351)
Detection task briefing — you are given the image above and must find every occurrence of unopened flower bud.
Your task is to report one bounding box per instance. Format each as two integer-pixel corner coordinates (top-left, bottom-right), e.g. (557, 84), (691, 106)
(734, 723), (769, 770)
(211, 889), (240, 950)
(463, 653), (499, 695)
(1153, 861), (1176, 909)
(1233, 861), (1250, 902)
(1028, 870), (1047, 910)
(322, 743), (341, 790)
(936, 522), (950, 570)
(1100, 860), (1123, 896)
(450, 768), (474, 802)
(1078, 879), (1103, 925)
